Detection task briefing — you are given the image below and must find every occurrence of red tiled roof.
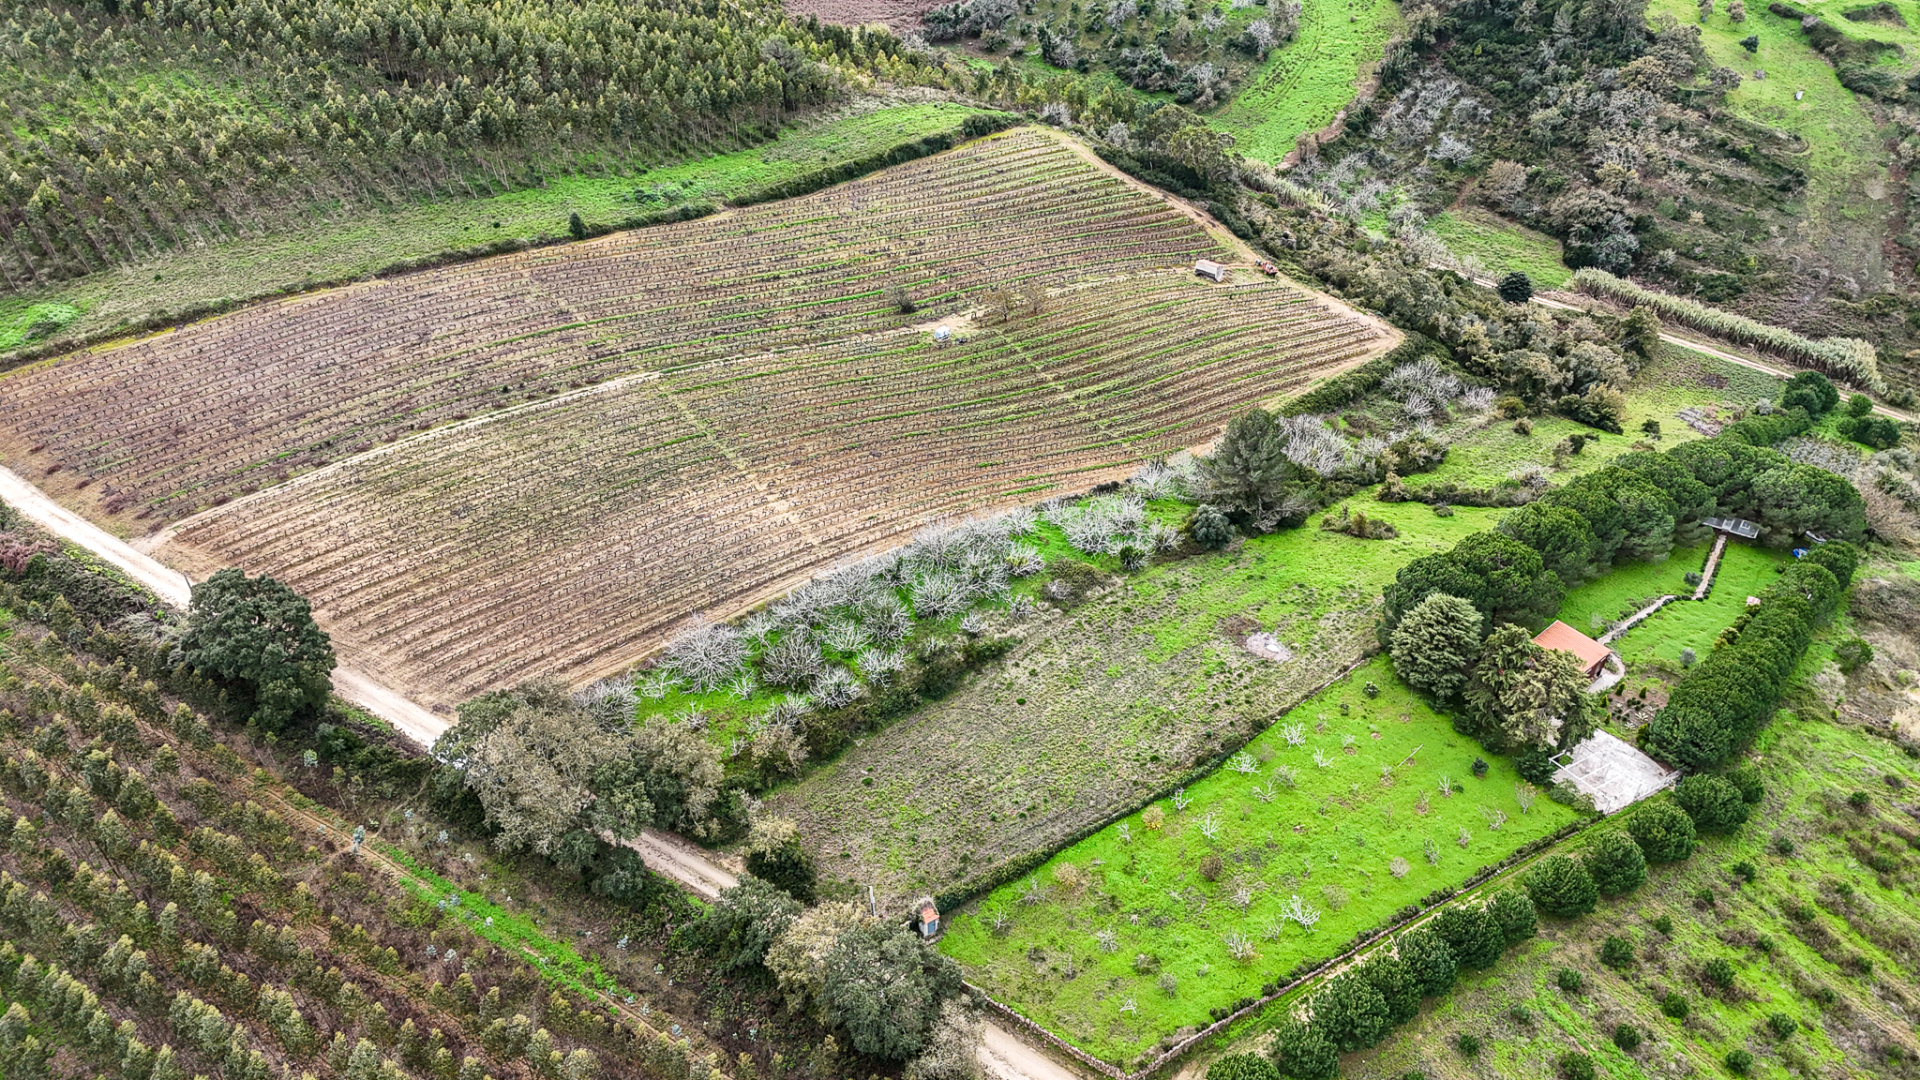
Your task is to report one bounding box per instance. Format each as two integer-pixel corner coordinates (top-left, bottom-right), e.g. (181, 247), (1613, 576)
(1532, 620), (1610, 673)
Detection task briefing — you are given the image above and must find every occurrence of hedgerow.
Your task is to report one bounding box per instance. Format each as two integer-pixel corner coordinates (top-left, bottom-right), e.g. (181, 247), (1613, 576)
(1571, 270), (1886, 393)
(1645, 556), (1849, 770)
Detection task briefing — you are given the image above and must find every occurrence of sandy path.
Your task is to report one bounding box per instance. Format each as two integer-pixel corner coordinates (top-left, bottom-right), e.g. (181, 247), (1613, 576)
(979, 1021), (1091, 1080)
(1521, 287), (1915, 422)
(0, 463), (450, 746)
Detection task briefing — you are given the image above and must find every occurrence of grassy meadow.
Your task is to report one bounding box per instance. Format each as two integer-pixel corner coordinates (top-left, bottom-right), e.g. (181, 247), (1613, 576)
(938, 654), (1580, 1067)
(1212, 0), (1404, 162)
(0, 100), (990, 351)
(1428, 209), (1572, 288)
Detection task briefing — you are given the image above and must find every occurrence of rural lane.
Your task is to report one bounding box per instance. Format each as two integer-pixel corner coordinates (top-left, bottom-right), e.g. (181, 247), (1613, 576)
(1523, 288), (1916, 423)
(0, 463), (453, 747)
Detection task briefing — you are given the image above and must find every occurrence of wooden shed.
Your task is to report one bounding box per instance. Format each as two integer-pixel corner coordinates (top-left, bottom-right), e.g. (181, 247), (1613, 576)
(1194, 259), (1227, 283)
(1533, 620), (1612, 679)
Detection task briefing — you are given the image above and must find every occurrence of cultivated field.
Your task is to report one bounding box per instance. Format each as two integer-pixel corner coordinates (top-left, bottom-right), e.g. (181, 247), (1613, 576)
(0, 129), (1369, 527)
(52, 130), (1390, 707)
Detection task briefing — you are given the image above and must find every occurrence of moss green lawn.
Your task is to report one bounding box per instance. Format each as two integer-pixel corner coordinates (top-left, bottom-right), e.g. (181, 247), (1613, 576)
(1429, 208), (1572, 288)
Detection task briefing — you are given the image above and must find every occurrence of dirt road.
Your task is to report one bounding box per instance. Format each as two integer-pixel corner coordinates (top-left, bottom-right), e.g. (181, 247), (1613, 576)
(979, 1021), (1089, 1080)
(0, 463), (452, 747)
(1522, 288), (1915, 422)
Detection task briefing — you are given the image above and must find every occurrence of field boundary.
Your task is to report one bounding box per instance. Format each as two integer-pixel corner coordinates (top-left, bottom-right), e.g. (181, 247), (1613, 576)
(933, 649), (1378, 915)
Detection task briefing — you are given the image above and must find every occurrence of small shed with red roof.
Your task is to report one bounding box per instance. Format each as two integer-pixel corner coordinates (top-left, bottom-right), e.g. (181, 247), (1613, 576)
(1532, 620), (1612, 679)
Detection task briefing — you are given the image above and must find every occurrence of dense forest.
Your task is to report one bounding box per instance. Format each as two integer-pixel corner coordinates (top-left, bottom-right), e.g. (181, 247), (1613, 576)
(0, 0), (937, 287)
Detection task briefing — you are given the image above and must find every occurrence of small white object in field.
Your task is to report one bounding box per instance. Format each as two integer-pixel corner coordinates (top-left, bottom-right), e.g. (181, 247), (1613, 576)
(1795, 90), (1804, 100)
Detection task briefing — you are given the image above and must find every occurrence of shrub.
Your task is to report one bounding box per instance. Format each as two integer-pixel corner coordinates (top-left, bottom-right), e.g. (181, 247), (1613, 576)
(1430, 906), (1503, 970)
(1189, 504), (1236, 549)
(1498, 271), (1534, 304)
(1766, 1012), (1797, 1039)
(1525, 855), (1598, 917)
(1703, 957), (1736, 990)
(1200, 854), (1225, 881)
(1675, 774), (1751, 834)
(1725, 1048), (1753, 1075)
(1559, 1051), (1596, 1080)
(1628, 800), (1697, 863)
(1601, 935), (1635, 969)
(1471, 757), (1489, 778)
(1730, 860), (1757, 883)
(1782, 371), (1840, 417)
(1727, 763), (1766, 806)
(1847, 393), (1874, 418)
(1486, 890), (1538, 947)
(1585, 828), (1648, 898)
(1454, 1032), (1481, 1057)
(1556, 967), (1584, 993)
(1613, 1023), (1642, 1051)
(1847, 790), (1871, 811)
(1208, 1054), (1279, 1080)
(1661, 991), (1690, 1019)
(1269, 1018), (1337, 1080)
(1834, 637), (1875, 673)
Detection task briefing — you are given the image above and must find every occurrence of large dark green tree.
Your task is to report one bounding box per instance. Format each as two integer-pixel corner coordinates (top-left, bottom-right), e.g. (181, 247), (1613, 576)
(1524, 855), (1598, 917)
(1388, 592), (1483, 700)
(178, 568), (335, 731)
(1461, 625), (1600, 753)
(1201, 408), (1296, 515)
(1381, 531), (1563, 643)
(1626, 800), (1696, 864)
(1583, 829), (1648, 897)
(1395, 926), (1457, 996)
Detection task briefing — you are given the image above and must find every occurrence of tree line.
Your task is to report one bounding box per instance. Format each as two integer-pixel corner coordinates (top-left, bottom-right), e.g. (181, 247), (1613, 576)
(0, 0), (937, 288)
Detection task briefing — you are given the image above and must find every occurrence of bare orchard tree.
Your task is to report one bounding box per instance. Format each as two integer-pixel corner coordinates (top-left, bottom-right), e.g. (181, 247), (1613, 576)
(1282, 894), (1322, 932)
(1514, 782), (1539, 814)
(664, 613), (750, 692)
(760, 630), (825, 688)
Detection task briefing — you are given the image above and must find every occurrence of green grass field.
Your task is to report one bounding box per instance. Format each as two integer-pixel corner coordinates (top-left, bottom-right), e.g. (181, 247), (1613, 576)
(0, 101), (990, 352)
(939, 654), (1580, 1066)
(1212, 0), (1403, 162)
(1555, 541), (1791, 663)
(1617, 544), (1795, 667)
(1429, 209), (1572, 288)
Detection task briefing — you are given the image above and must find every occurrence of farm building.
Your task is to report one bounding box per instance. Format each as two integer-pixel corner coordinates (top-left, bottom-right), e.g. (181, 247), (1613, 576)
(1194, 259), (1227, 282)
(1532, 620), (1612, 679)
